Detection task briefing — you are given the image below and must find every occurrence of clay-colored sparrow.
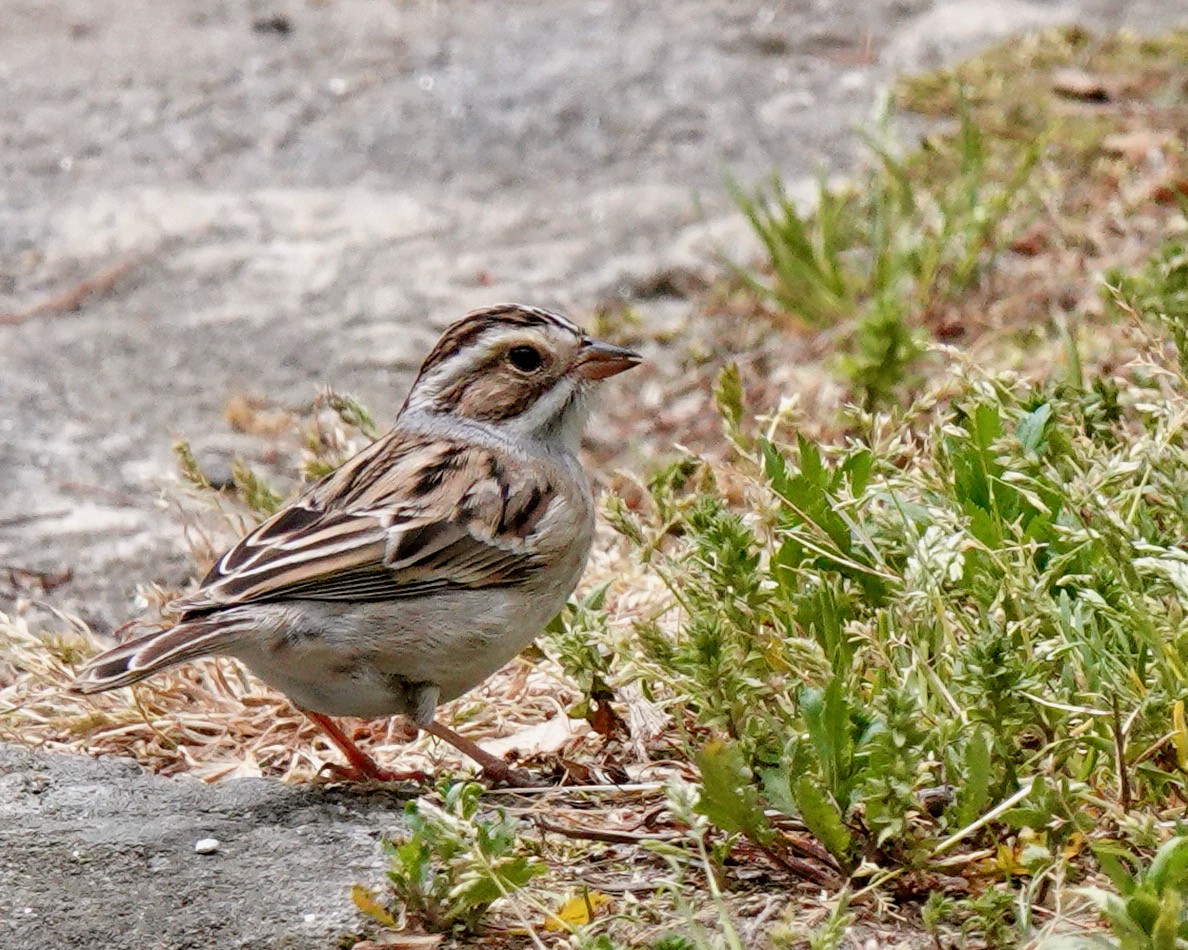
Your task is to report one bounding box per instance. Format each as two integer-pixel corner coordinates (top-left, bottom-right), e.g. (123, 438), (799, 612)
(71, 304), (641, 785)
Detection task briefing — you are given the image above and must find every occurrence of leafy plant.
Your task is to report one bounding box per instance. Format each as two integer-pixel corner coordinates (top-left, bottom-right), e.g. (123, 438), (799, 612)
(771, 889), (854, 950)
(370, 782), (546, 934)
(1084, 836), (1188, 949)
(544, 584), (624, 734)
(840, 292), (924, 411)
(605, 241), (1188, 890)
(730, 92), (1040, 407)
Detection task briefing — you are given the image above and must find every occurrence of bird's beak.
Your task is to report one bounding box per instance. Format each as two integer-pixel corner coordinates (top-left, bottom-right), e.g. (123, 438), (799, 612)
(573, 339), (643, 380)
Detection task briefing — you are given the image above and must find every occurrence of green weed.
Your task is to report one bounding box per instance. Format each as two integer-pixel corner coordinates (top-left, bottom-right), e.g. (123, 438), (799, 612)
(564, 230), (1188, 941)
(1083, 835), (1188, 948)
(368, 782), (546, 934)
(730, 94), (1039, 408)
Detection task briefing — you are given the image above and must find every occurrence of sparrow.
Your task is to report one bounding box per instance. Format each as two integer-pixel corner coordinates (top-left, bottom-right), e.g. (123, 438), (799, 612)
(70, 304), (641, 785)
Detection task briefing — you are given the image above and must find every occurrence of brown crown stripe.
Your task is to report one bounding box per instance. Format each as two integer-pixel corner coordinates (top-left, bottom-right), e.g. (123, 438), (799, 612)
(416, 305), (581, 378)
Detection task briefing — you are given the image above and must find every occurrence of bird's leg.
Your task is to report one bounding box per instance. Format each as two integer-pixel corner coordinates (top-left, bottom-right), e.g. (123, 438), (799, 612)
(405, 683), (532, 787)
(422, 720), (536, 788)
(302, 709), (428, 784)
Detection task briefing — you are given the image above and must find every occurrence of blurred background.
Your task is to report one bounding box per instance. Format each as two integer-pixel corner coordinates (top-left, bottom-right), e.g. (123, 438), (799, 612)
(1, 0), (1181, 628)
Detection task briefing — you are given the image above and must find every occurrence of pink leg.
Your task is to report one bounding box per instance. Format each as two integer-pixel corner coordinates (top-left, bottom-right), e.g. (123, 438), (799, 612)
(303, 710), (427, 784)
(422, 720), (536, 787)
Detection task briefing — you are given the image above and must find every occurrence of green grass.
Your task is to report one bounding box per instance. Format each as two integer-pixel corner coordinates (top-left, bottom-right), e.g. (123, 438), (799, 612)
(729, 95), (1040, 409)
(729, 26), (1188, 417)
(1081, 835), (1188, 948)
(551, 220), (1188, 945)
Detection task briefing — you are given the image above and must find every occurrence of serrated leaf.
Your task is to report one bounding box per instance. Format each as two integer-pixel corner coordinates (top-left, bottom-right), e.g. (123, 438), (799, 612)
(798, 434), (826, 487)
(793, 776), (854, 867)
(955, 728), (992, 828)
(694, 740), (774, 844)
(841, 448), (874, 495)
(761, 438), (792, 495)
(801, 678), (855, 799)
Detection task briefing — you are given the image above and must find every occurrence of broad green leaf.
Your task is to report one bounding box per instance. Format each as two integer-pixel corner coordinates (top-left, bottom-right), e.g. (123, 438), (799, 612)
(694, 740), (774, 844)
(1147, 835), (1188, 895)
(799, 434), (826, 488)
(1017, 402), (1053, 454)
(1152, 889), (1182, 949)
(801, 677), (856, 800)
(793, 776), (854, 866)
(1125, 890), (1160, 935)
(760, 765), (797, 817)
(1092, 845), (1138, 897)
(955, 728), (992, 828)
(448, 857), (545, 916)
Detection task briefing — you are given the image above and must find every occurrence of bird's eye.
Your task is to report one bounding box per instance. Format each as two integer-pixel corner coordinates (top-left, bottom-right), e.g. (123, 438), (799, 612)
(507, 345), (544, 373)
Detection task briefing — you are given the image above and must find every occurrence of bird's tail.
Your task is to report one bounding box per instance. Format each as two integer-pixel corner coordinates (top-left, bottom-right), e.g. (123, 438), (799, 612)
(69, 617), (245, 694)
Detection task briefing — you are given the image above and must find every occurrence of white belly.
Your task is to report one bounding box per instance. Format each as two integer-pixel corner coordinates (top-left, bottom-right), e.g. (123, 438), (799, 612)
(227, 577), (577, 719)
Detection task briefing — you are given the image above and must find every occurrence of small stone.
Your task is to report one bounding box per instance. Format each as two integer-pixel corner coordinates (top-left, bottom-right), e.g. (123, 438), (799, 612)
(1101, 129), (1173, 160)
(1051, 68), (1110, 102)
(195, 451), (235, 490)
(194, 837), (221, 855)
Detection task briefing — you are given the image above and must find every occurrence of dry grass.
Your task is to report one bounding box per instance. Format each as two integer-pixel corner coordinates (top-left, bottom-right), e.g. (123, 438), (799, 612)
(0, 524), (673, 785)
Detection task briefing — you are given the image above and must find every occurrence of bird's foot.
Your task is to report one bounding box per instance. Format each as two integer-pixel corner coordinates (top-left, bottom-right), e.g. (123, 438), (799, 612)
(477, 760), (537, 788)
(302, 708), (426, 784)
(319, 760), (430, 785)
(422, 720), (543, 788)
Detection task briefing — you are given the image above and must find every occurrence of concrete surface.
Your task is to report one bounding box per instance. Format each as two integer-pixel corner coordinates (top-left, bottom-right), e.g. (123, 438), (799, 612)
(1, 1), (1185, 947)
(0, 745), (406, 949)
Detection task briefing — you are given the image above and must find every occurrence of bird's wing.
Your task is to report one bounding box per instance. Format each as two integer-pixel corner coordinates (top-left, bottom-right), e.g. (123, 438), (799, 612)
(174, 431), (558, 614)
